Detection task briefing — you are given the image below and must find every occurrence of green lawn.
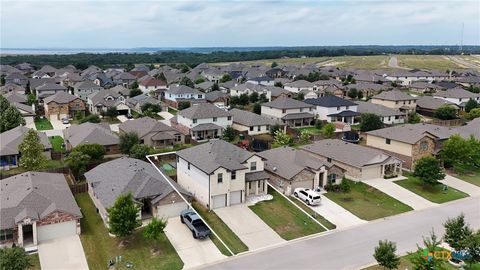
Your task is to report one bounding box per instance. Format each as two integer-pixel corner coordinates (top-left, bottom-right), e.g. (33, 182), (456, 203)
(296, 127), (322, 135)
(192, 200), (248, 255)
(453, 168), (480, 187)
(49, 136), (65, 152)
(34, 118), (53, 130)
(364, 252), (480, 270)
(75, 193), (183, 270)
(395, 173), (469, 203)
(168, 108), (178, 115)
(324, 179), (413, 220)
(28, 253), (41, 270)
(101, 117), (121, 124)
(290, 197), (336, 230)
(397, 55), (464, 70)
(0, 159), (66, 177)
(249, 187), (326, 240)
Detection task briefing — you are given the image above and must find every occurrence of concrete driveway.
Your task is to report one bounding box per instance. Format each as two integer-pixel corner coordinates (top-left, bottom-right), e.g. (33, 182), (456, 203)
(38, 235), (88, 270)
(117, 115), (128, 122)
(308, 196), (367, 229)
(363, 177), (436, 210)
(441, 175), (480, 197)
(165, 217), (226, 269)
(50, 117), (70, 130)
(158, 111), (174, 126)
(214, 204), (285, 250)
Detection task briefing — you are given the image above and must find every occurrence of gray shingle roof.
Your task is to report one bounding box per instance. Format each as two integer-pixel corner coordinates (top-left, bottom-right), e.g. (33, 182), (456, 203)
(85, 157), (188, 208)
(176, 140), (256, 174)
(74, 80), (103, 90)
(43, 91), (79, 104)
(3, 91), (27, 104)
(178, 103), (231, 119)
(230, 108), (279, 127)
(36, 83), (67, 91)
(168, 85), (203, 95)
(281, 112), (315, 120)
(366, 123), (458, 144)
(259, 146), (332, 180)
(119, 117), (175, 138)
(205, 91), (228, 102)
(284, 80), (314, 88)
(88, 89), (123, 107)
(433, 88), (480, 99)
(372, 90), (417, 101)
(0, 126), (51, 156)
(301, 139), (394, 168)
(416, 96), (458, 110)
(261, 97), (313, 109)
(1, 172), (82, 230)
(356, 101), (406, 117)
(191, 123), (223, 131)
(304, 96), (357, 107)
(456, 118), (480, 139)
(64, 122), (119, 148)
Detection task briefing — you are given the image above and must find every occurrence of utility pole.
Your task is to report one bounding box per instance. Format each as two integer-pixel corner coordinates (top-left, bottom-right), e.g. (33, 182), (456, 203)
(460, 22), (464, 54)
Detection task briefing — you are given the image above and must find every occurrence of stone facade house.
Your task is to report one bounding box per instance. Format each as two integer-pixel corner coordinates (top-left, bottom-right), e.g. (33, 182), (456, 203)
(43, 92), (86, 120)
(119, 117), (184, 147)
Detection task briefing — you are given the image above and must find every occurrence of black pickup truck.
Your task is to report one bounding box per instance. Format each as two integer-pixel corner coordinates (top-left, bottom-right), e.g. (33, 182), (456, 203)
(180, 209), (211, 239)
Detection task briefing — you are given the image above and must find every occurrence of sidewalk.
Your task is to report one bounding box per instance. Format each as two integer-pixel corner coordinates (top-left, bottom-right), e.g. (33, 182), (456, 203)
(441, 175), (480, 197)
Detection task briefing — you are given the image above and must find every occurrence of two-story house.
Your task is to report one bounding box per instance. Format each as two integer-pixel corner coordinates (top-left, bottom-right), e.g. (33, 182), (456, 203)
(229, 108), (281, 135)
(138, 78), (167, 94)
(261, 97), (315, 127)
(36, 83), (68, 100)
(73, 80), (104, 101)
(356, 101), (406, 125)
(164, 85), (205, 108)
(283, 80), (316, 93)
(87, 89), (129, 115)
(171, 103), (232, 141)
(304, 96), (360, 124)
(43, 92), (86, 120)
(176, 140), (269, 209)
(371, 90), (418, 113)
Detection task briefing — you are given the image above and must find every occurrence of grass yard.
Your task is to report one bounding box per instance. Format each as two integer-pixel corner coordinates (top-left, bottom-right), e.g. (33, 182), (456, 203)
(168, 107), (178, 115)
(75, 193), (183, 270)
(249, 187), (326, 240)
(49, 136), (65, 152)
(0, 159), (66, 177)
(397, 55), (463, 71)
(296, 127), (323, 135)
(395, 173), (468, 204)
(452, 168), (480, 187)
(364, 252), (480, 270)
(28, 253), (41, 270)
(192, 200), (248, 255)
(101, 117), (121, 124)
(34, 118), (53, 130)
(290, 197), (336, 230)
(324, 179), (413, 220)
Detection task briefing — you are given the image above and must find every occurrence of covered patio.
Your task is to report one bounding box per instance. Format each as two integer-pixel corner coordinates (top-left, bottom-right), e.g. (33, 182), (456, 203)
(245, 171), (270, 196)
(281, 112), (315, 127)
(327, 110), (360, 125)
(190, 123), (222, 141)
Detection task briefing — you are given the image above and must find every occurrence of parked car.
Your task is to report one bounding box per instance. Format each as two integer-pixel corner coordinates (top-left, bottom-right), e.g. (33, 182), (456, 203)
(293, 188), (321, 205)
(62, 118), (70, 124)
(180, 209), (211, 239)
(126, 113), (133, 119)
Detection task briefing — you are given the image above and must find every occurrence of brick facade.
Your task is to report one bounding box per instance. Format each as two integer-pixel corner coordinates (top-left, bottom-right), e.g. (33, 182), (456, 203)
(411, 137), (436, 166)
(36, 211), (78, 226)
(156, 191), (192, 206)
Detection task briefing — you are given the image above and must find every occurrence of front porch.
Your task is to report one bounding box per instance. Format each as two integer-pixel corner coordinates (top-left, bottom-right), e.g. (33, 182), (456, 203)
(381, 160), (403, 178)
(245, 171), (270, 196)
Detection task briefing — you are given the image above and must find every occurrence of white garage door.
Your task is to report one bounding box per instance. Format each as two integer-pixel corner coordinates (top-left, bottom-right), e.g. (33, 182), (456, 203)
(37, 221), (77, 243)
(212, 194), (227, 209)
(361, 166), (382, 180)
(230, 191), (242, 205)
(157, 202), (188, 219)
(59, 113), (68, 120)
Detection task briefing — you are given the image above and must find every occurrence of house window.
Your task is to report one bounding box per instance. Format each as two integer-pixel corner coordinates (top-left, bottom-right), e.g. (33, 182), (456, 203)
(346, 106), (349, 110)
(198, 95), (203, 99)
(266, 125), (270, 130)
(327, 158), (332, 163)
(250, 126), (254, 131)
(0, 229), (13, 240)
(419, 141), (428, 152)
(282, 109), (286, 113)
(193, 119), (197, 124)
(327, 174), (337, 184)
(227, 116), (232, 120)
(336, 106), (340, 111)
(231, 171), (236, 180)
(395, 101), (399, 104)
(257, 126), (261, 131)
(459, 98), (462, 102)
(386, 139), (391, 144)
(250, 161), (257, 171)
(175, 135), (182, 142)
(213, 117), (217, 122)
(300, 108), (303, 112)
(217, 173), (223, 183)
(188, 163), (190, 170)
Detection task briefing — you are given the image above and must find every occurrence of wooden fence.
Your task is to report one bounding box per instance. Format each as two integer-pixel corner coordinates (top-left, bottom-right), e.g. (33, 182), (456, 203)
(430, 119), (465, 127)
(70, 182), (88, 195)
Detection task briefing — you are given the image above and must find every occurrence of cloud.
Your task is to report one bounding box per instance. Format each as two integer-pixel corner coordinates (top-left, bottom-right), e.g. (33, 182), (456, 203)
(1, 0), (478, 48)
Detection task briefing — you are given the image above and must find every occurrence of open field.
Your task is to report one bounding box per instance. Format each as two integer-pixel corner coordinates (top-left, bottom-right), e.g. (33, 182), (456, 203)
(212, 54), (476, 70)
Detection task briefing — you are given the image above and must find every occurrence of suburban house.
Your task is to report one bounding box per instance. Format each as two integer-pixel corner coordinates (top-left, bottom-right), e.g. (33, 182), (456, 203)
(246, 76), (275, 86)
(87, 89), (129, 115)
(164, 85), (205, 108)
(408, 81), (439, 93)
(85, 158), (191, 225)
(261, 97), (315, 127)
(258, 146), (345, 195)
(119, 117), (184, 147)
(370, 90), (418, 113)
(138, 78), (167, 94)
(356, 101), (406, 125)
(73, 80), (104, 101)
(5, 73), (29, 87)
(383, 70), (448, 85)
(43, 91), (86, 120)
(283, 80), (315, 93)
(304, 96), (360, 124)
(176, 140), (269, 209)
(205, 91), (230, 107)
(230, 83), (275, 101)
(432, 88), (480, 111)
(0, 172), (82, 248)
(301, 139), (403, 180)
(365, 123), (457, 168)
(416, 96), (460, 117)
(0, 83), (26, 95)
(229, 108), (281, 135)
(0, 126), (52, 169)
(114, 72), (137, 87)
(3, 91), (27, 104)
(63, 122), (120, 154)
(125, 94), (163, 114)
(171, 103), (232, 141)
(11, 102), (36, 126)
(35, 83), (68, 100)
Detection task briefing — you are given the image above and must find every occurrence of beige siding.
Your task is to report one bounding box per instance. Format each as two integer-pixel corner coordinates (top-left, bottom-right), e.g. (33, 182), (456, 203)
(366, 134), (413, 157)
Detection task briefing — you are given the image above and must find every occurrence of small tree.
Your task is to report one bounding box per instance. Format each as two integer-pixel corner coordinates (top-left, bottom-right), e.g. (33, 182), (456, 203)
(129, 88), (142, 97)
(413, 156), (445, 185)
(105, 107), (119, 119)
(408, 112), (421, 124)
(271, 61), (278, 68)
(409, 230), (444, 270)
(0, 247), (32, 270)
(464, 230), (480, 267)
(211, 83), (219, 91)
(314, 120), (323, 130)
(465, 99), (479, 113)
(443, 214), (470, 252)
(347, 88), (358, 99)
(239, 93), (250, 105)
(141, 103), (162, 117)
(259, 93), (269, 103)
(0, 96), (26, 132)
(178, 101), (191, 110)
(434, 105), (457, 120)
(18, 129), (47, 170)
(179, 77), (194, 88)
(119, 132), (140, 154)
(222, 126), (236, 142)
(339, 178), (351, 196)
(321, 123), (336, 138)
(274, 82), (283, 88)
(72, 144), (105, 160)
(26, 94), (37, 106)
(294, 92), (305, 101)
(252, 103), (261, 115)
(373, 240), (400, 270)
(299, 130), (311, 144)
(143, 217), (168, 253)
(357, 91), (364, 100)
(129, 144), (153, 160)
(80, 114), (101, 123)
(129, 81), (139, 89)
(270, 124), (281, 136)
(220, 74), (232, 83)
(107, 193), (141, 238)
(273, 129), (292, 146)
(66, 151), (91, 179)
(360, 113), (383, 132)
(249, 92), (259, 103)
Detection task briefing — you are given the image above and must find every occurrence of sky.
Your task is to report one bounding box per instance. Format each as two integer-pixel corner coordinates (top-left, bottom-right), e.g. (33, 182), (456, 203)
(1, 0), (479, 48)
